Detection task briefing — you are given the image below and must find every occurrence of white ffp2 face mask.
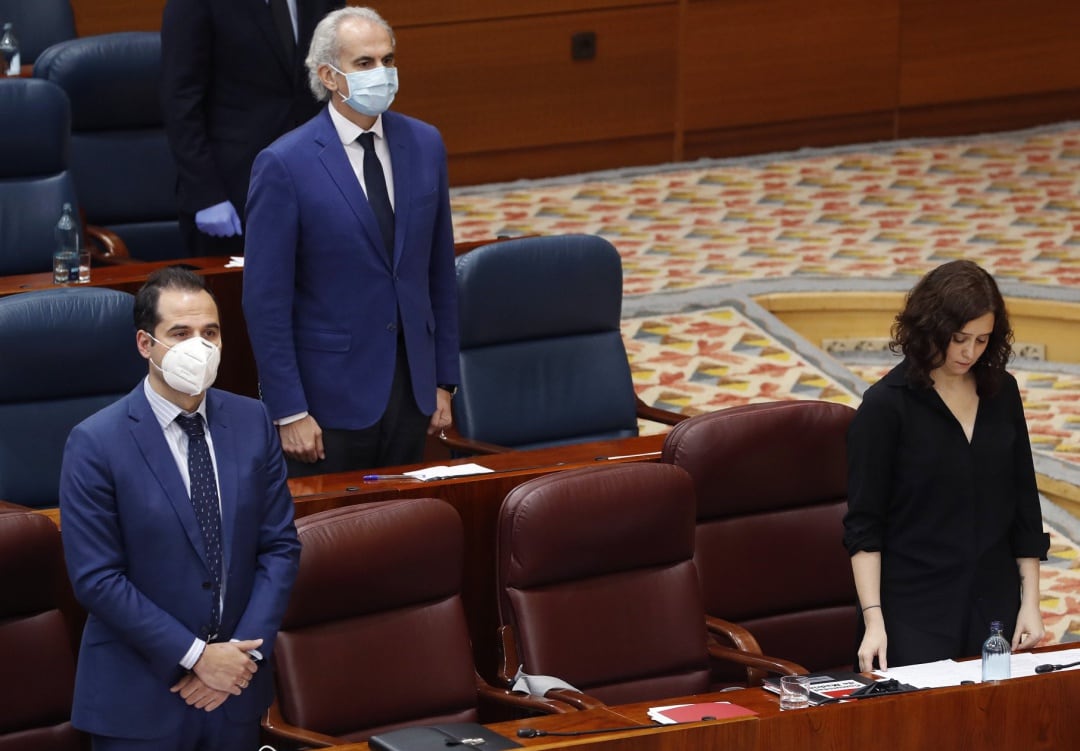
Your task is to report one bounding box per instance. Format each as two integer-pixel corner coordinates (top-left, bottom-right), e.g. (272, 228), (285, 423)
(148, 335), (221, 396)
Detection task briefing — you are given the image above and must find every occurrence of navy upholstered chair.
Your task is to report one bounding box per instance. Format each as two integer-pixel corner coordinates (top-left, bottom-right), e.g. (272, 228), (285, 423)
(661, 400), (859, 673)
(494, 463), (805, 708)
(266, 498), (567, 747)
(34, 32), (184, 262)
(0, 77), (80, 276)
(0, 0), (75, 64)
(0, 502), (84, 750)
(0, 78), (126, 275)
(0, 288), (144, 509)
(442, 234), (684, 454)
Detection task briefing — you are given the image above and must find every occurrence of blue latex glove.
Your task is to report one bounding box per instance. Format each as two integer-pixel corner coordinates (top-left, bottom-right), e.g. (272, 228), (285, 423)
(195, 200), (243, 237)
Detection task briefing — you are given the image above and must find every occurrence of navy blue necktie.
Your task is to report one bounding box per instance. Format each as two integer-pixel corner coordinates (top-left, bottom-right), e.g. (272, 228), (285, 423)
(175, 413), (223, 638)
(357, 132), (395, 262)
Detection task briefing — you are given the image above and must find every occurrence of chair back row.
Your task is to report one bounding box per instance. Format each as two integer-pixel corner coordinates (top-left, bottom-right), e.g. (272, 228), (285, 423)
(34, 32), (183, 262)
(0, 32), (183, 277)
(0, 398), (855, 744)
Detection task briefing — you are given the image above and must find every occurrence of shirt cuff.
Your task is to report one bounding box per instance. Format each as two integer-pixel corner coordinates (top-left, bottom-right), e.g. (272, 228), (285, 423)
(231, 638), (263, 662)
(180, 638), (207, 670)
(274, 411), (308, 426)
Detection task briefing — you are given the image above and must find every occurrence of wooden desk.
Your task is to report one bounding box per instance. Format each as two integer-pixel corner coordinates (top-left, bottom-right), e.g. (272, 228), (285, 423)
(0, 256), (255, 397)
(288, 434), (666, 680)
(605, 646), (1080, 751)
(325, 653), (1080, 750)
(324, 705), (757, 751)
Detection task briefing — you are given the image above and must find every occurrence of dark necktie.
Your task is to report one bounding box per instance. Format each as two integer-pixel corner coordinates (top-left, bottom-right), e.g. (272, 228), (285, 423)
(357, 131), (395, 261)
(269, 0), (296, 61)
(175, 413), (223, 638)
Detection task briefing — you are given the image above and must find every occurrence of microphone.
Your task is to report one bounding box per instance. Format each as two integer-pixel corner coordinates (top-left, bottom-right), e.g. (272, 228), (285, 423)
(517, 724), (653, 739)
(1034, 660), (1080, 674)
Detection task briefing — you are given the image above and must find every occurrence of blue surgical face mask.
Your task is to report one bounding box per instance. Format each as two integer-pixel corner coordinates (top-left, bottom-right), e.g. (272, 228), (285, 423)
(330, 65), (398, 117)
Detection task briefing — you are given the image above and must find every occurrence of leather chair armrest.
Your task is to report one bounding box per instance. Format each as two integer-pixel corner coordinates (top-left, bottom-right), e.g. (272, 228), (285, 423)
(438, 425), (509, 455)
(705, 616), (808, 686)
(262, 700), (341, 749)
(497, 625), (521, 686)
(475, 674), (578, 715)
(543, 688), (607, 711)
(705, 615), (764, 653)
(86, 225), (135, 265)
(0, 500), (36, 514)
(635, 398), (687, 427)
(494, 625), (606, 711)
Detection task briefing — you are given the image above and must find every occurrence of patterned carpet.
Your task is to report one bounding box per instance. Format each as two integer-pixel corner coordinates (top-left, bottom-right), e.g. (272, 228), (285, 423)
(449, 122), (1080, 645)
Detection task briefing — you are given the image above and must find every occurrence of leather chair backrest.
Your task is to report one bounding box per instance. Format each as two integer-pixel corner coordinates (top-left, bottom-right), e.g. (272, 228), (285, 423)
(455, 234), (638, 450)
(496, 463), (711, 705)
(0, 288), (144, 508)
(0, 0), (75, 63)
(34, 32), (184, 261)
(276, 498), (478, 742)
(661, 400), (858, 672)
(0, 505), (81, 750)
(0, 77), (80, 276)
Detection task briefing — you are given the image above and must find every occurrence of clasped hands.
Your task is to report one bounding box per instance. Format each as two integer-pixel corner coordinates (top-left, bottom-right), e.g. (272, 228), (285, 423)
(170, 638), (262, 712)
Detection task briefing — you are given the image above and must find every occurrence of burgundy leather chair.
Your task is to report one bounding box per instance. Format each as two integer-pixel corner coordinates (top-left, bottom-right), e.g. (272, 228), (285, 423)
(265, 498), (568, 747)
(0, 503), (84, 751)
(495, 463), (804, 708)
(661, 400), (858, 673)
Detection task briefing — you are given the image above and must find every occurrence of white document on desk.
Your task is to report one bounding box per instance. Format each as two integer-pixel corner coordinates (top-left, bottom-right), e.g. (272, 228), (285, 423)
(878, 646), (1080, 688)
(403, 463), (494, 481)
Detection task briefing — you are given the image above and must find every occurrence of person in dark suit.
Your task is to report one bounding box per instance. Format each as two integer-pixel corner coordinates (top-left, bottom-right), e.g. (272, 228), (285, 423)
(243, 6), (458, 475)
(59, 267), (301, 750)
(160, 0), (344, 256)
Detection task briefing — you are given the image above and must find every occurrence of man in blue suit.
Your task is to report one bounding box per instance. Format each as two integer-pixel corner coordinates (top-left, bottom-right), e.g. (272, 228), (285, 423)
(60, 267), (301, 750)
(243, 6), (458, 475)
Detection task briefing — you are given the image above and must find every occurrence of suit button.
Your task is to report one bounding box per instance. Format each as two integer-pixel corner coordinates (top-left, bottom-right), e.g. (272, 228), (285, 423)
(201, 581), (212, 590)
(386, 323), (397, 333)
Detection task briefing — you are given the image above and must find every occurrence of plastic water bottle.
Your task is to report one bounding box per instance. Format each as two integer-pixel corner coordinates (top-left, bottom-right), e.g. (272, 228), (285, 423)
(0, 22), (19, 76)
(53, 203), (81, 284)
(981, 620), (1011, 681)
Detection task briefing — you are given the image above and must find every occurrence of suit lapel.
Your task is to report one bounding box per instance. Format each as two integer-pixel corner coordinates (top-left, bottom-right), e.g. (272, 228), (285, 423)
(315, 110), (392, 269)
(248, 0), (294, 77)
(384, 111), (413, 270)
(126, 388), (210, 572)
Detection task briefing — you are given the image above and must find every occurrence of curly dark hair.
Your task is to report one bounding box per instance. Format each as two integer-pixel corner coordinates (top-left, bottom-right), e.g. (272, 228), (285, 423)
(891, 259), (1012, 395)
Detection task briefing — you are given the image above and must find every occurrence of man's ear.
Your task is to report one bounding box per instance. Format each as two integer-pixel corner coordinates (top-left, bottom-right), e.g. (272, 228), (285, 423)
(319, 64), (339, 95)
(136, 330), (154, 361)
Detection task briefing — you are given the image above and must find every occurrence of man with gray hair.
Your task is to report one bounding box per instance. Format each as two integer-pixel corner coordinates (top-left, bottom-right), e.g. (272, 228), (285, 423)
(243, 7), (459, 475)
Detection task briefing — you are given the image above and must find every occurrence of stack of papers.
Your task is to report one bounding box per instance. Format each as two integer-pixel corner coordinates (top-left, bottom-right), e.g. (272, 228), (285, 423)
(877, 646), (1080, 688)
(403, 463), (493, 481)
(647, 701), (756, 724)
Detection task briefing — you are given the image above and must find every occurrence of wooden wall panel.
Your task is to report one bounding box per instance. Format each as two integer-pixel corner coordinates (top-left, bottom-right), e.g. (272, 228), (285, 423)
(70, 0), (164, 36)
(900, 0), (1080, 107)
(53, 0), (1080, 183)
(681, 0), (899, 132)
(446, 133), (674, 187)
(394, 6), (678, 163)
(384, 0), (666, 27)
